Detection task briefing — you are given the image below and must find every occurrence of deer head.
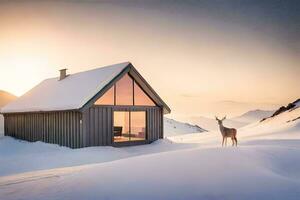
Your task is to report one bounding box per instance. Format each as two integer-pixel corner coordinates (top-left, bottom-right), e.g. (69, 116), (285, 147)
(215, 116), (226, 126)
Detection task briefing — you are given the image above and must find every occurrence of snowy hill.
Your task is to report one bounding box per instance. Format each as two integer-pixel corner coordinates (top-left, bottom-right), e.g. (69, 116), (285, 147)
(190, 116), (247, 131)
(190, 109), (274, 131)
(164, 117), (206, 136)
(239, 99), (300, 139)
(0, 99), (300, 200)
(231, 109), (274, 123)
(1, 105), (300, 199)
(261, 99), (300, 122)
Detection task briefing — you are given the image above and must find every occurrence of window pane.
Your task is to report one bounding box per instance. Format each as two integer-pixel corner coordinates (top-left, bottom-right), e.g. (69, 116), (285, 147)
(94, 86), (114, 105)
(134, 81), (155, 106)
(113, 111), (130, 142)
(116, 74), (133, 105)
(130, 111), (146, 141)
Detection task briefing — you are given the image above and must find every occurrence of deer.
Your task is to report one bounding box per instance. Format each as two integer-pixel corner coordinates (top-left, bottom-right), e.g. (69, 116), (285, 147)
(215, 116), (238, 147)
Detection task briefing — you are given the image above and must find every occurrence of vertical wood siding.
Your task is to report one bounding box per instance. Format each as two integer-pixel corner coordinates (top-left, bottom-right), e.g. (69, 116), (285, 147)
(83, 106), (163, 146)
(4, 111), (83, 148)
(4, 106), (163, 148)
(146, 107), (163, 142)
(82, 106), (113, 146)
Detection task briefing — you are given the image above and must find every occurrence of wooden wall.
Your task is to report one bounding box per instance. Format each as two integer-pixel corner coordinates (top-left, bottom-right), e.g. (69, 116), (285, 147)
(147, 107), (163, 141)
(4, 111), (83, 148)
(82, 106), (163, 146)
(82, 106), (113, 146)
(4, 106), (163, 148)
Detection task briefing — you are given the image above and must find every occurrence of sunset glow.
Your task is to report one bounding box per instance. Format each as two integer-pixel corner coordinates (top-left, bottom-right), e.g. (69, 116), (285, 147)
(0, 1), (299, 119)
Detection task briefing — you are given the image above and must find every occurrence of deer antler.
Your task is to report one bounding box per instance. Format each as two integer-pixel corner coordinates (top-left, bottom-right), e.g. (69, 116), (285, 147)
(222, 116), (227, 120)
(215, 116), (219, 120)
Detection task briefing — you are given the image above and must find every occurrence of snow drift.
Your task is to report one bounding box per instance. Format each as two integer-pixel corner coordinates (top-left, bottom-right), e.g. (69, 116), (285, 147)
(164, 117), (206, 136)
(0, 99), (300, 200)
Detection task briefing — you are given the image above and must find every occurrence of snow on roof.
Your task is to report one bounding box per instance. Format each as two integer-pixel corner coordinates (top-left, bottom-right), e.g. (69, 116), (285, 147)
(1, 62), (130, 113)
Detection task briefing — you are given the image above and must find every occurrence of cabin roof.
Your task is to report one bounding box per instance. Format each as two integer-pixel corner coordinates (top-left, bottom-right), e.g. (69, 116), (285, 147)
(1, 62), (171, 114)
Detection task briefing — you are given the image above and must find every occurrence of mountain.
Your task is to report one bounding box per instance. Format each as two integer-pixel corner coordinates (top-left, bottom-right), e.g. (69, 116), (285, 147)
(189, 116), (247, 131)
(190, 109), (274, 131)
(0, 90), (17, 136)
(231, 109), (274, 124)
(164, 117), (206, 136)
(238, 98), (300, 140)
(261, 99), (300, 122)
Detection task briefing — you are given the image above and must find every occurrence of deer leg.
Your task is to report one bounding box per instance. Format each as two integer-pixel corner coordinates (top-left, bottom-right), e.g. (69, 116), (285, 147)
(235, 137), (238, 146)
(232, 138), (234, 146)
(225, 137), (227, 146)
(222, 137), (224, 147)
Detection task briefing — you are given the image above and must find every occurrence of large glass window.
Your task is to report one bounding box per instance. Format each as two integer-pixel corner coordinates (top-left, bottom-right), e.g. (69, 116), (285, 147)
(134, 82), (155, 106)
(113, 111), (130, 142)
(94, 86), (114, 105)
(130, 111), (146, 141)
(115, 74), (133, 105)
(94, 73), (156, 106)
(113, 111), (146, 142)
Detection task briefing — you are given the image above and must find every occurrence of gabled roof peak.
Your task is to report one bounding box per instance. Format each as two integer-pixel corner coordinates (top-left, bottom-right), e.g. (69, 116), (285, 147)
(1, 62), (171, 114)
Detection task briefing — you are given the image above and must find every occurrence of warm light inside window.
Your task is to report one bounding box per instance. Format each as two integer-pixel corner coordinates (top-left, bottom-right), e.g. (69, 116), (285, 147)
(115, 74), (133, 105)
(134, 81), (155, 106)
(94, 86), (114, 105)
(94, 73), (156, 106)
(113, 111), (146, 142)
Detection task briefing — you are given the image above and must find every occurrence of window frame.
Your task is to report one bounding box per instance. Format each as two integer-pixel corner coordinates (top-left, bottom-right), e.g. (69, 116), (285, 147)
(112, 108), (147, 143)
(94, 73), (157, 107)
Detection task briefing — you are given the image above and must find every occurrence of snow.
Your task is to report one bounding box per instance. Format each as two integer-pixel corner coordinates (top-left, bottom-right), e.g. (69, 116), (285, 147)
(1, 62), (129, 113)
(1, 144), (300, 200)
(0, 137), (196, 176)
(190, 115), (247, 131)
(190, 109), (274, 131)
(0, 107), (300, 199)
(164, 117), (206, 136)
(231, 109), (274, 123)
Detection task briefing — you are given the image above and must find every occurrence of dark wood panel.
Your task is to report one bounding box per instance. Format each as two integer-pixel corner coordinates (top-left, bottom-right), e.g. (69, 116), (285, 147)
(3, 106), (164, 147)
(3, 112), (82, 148)
(84, 106), (115, 146)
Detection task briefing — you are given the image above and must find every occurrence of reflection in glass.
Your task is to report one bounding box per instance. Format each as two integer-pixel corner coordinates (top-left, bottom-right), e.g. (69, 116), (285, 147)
(113, 111), (130, 142)
(113, 111), (146, 142)
(130, 111), (146, 141)
(94, 86), (114, 105)
(134, 82), (155, 106)
(95, 73), (156, 107)
(116, 74), (133, 105)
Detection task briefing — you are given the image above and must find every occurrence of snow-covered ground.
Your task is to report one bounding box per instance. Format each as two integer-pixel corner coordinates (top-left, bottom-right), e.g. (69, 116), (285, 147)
(0, 137), (197, 176)
(0, 106), (300, 199)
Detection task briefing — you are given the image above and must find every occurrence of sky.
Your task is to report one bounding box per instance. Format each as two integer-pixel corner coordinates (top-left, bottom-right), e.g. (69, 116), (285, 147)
(0, 0), (299, 120)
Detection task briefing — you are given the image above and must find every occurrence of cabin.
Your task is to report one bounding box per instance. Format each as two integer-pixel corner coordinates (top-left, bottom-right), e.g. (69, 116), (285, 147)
(1, 62), (171, 148)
